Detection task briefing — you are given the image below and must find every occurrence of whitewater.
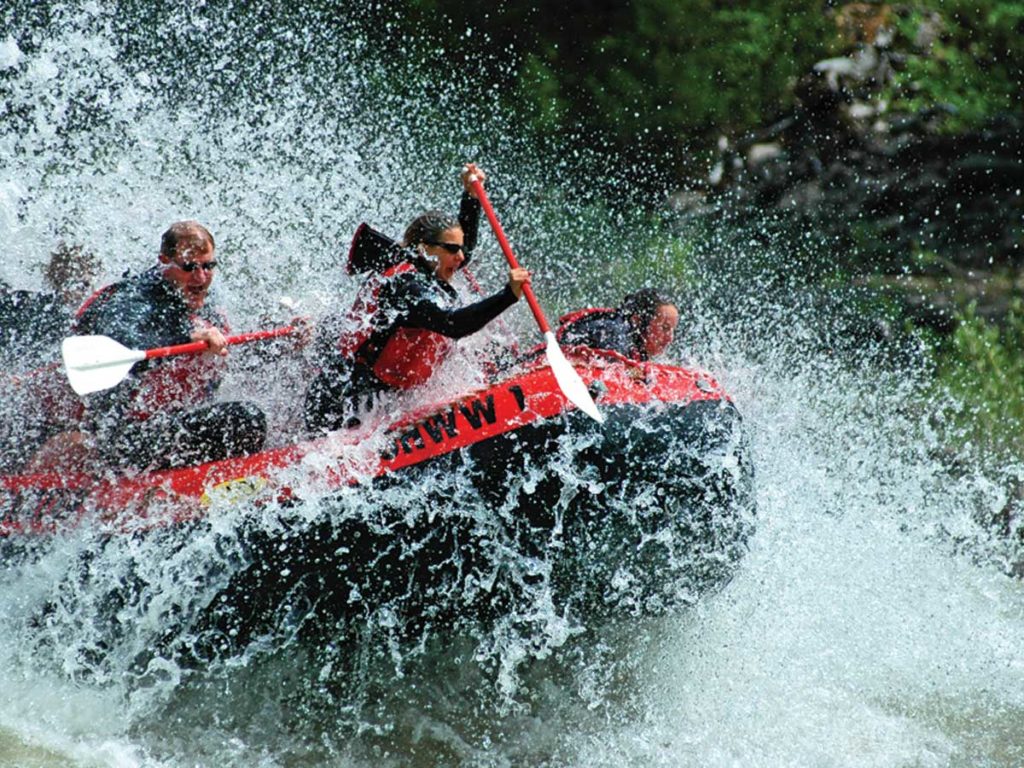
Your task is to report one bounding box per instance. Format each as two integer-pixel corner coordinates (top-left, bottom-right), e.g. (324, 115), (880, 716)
(1, 4), (1022, 766)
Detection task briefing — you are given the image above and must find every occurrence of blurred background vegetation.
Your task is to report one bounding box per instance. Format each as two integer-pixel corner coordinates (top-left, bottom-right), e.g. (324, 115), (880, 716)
(373, 1), (1020, 176)
(366, 0), (1022, 459)
(9, 0), (1016, 456)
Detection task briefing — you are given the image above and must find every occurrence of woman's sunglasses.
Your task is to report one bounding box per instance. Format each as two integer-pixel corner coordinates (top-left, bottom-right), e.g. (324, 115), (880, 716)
(424, 241), (466, 255)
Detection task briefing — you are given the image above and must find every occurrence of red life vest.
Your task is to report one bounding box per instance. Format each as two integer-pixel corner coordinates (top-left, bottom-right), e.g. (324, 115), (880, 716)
(75, 280), (229, 421)
(336, 266), (399, 360)
(124, 313), (229, 421)
(368, 325), (452, 389)
(338, 262), (454, 391)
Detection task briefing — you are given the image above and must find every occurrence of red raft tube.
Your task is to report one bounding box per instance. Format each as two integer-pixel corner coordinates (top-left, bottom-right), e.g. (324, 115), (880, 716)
(0, 348), (755, 644)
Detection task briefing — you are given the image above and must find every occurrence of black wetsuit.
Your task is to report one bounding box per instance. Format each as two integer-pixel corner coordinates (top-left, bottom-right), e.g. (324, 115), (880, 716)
(0, 283), (70, 371)
(457, 193), (481, 265)
(305, 257), (518, 432)
(0, 283), (77, 470)
(75, 267), (266, 469)
(558, 309), (646, 361)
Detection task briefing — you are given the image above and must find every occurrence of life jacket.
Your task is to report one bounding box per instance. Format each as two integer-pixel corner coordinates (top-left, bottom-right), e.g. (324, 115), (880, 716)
(75, 271), (229, 422)
(337, 262), (454, 391)
(556, 306), (648, 361)
(367, 325), (453, 390)
(123, 313), (229, 421)
(335, 263), (406, 360)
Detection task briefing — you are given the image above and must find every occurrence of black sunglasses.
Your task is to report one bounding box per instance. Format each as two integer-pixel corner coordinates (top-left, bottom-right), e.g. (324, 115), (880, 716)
(178, 260), (218, 272)
(424, 241), (466, 255)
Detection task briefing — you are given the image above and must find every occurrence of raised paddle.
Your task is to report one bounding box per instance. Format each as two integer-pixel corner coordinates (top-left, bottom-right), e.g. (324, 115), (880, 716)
(61, 326), (296, 396)
(468, 177), (604, 423)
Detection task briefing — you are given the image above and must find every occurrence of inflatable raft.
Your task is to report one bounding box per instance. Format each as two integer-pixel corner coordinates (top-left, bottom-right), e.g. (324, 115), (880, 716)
(1, 348), (754, 657)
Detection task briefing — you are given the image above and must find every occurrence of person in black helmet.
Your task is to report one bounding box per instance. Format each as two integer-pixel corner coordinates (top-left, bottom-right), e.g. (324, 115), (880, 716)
(557, 288), (679, 361)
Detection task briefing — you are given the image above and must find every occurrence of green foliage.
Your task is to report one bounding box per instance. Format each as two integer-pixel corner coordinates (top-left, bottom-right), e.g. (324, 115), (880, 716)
(497, 187), (697, 313)
(884, 0), (1024, 131)
(598, 229), (696, 303)
(935, 300), (1024, 456)
(582, 1), (837, 139)
(385, 0), (840, 179)
(376, 0), (1023, 181)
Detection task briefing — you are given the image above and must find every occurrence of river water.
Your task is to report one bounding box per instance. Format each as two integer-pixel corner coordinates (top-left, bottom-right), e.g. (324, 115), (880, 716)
(1, 4), (1022, 766)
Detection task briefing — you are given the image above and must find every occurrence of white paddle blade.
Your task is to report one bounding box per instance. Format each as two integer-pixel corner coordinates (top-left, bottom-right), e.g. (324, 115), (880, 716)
(544, 332), (605, 424)
(61, 335), (146, 395)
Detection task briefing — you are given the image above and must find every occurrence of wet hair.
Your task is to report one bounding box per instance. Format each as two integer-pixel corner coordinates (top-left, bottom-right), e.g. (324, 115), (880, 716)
(43, 242), (101, 293)
(619, 288), (674, 335)
(160, 220), (215, 260)
(401, 210), (461, 248)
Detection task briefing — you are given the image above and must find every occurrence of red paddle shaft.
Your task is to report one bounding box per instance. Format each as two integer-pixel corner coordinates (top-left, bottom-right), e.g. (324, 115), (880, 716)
(144, 326), (295, 360)
(469, 179), (551, 335)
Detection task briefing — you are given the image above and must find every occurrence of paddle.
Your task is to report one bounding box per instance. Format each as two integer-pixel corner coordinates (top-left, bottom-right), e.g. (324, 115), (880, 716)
(468, 177), (604, 423)
(62, 326), (295, 396)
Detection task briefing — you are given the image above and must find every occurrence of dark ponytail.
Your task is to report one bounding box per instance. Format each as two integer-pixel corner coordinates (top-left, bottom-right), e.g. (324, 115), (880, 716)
(401, 210), (461, 248)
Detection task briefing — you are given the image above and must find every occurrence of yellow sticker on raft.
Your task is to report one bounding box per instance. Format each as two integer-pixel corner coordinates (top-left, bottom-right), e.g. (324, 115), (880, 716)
(200, 476), (269, 507)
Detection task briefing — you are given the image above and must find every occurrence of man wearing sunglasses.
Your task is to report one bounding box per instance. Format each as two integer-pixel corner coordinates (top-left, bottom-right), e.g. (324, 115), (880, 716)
(74, 220), (266, 469)
(305, 164), (530, 432)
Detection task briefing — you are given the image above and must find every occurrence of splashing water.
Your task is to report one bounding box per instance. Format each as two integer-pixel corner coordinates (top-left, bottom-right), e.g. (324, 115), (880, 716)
(1, 4), (1022, 767)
